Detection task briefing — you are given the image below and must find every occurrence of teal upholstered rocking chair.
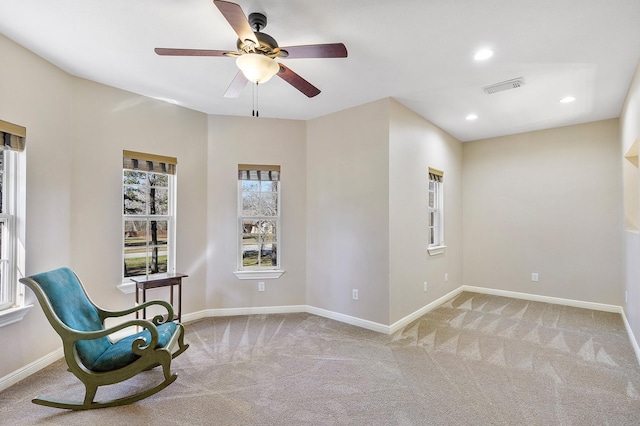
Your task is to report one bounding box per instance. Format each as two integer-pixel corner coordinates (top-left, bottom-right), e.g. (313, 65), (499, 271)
(20, 267), (189, 410)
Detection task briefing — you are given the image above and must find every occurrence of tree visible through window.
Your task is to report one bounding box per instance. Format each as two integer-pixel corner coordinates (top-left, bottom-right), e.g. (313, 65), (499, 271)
(238, 165), (280, 270)
(123, 151), (176, 279)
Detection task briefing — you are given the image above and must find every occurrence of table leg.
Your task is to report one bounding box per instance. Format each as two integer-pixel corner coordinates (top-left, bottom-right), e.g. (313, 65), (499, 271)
(142, 287), (147, 319)
(178, 282), (182, 322)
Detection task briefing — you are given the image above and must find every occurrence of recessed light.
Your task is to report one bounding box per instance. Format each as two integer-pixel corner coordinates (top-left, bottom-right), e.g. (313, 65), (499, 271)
(474, 48), (495, 61)
(560, 96), (576, 103)
(466, 114), (478, 121)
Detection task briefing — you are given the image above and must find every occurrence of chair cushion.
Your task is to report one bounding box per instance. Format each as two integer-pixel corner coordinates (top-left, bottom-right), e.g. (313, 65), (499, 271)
(91, 321), (178, 372)
(30, 267), (111, 369)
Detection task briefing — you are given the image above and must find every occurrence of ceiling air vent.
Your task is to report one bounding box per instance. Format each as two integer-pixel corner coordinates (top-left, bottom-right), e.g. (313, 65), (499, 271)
(483, 77), (525, 94)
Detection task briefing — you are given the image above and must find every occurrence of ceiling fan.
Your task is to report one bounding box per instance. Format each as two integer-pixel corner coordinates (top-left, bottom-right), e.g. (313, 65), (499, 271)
(155, 0), (348, 99)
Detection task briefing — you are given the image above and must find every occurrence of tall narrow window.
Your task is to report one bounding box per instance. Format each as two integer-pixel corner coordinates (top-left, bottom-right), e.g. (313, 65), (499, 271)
(0, 120), (25, 313)
(237, 165), (280, 272)
(428, 167), (445, 255)
(123, 151), (176, 279)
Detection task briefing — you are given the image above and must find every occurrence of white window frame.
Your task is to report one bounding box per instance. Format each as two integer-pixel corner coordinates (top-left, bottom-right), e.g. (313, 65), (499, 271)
(0, 148), (30, 327)
(428, 169), (446, 255)
(234, 167), (284, 280)
(0, 150), (17, 310)
(122, 169), (176, 282)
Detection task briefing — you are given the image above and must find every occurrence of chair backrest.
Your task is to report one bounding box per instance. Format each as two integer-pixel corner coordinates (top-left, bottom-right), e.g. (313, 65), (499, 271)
(25, 267), (111, 368)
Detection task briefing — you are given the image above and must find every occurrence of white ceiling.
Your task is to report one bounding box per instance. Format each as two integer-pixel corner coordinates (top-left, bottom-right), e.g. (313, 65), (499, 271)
(1, 0), (639, 141)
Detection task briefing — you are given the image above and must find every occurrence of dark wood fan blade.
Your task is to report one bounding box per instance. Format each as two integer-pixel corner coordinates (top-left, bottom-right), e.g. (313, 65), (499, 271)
(213, 1), (258, 46)
(277, 64), (321, 98)
(278, 43), (348, 59)
(155, 48), (233, 57)
(224, 71), (249, 98)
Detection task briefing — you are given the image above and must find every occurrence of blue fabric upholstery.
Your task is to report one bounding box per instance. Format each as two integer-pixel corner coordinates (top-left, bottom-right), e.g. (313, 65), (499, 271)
(91, 321), (177, 372)
(29, 267), (177, 372)
(30, 268), (110, 370)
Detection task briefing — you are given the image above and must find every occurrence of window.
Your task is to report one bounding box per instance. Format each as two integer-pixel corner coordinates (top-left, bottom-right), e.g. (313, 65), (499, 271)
(0, 119), (27, 323)
(236, 164), (282, 278)
(428, 167), (445, 255)
(123, 151), (176, 279)
(0, 150), (18, 310)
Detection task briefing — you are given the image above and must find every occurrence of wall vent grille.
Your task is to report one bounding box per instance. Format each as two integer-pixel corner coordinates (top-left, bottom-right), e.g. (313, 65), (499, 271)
(483, 77), (526, 94)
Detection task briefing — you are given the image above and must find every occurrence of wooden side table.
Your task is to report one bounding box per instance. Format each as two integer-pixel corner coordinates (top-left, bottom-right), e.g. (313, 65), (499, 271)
(131, 273), (188, 322)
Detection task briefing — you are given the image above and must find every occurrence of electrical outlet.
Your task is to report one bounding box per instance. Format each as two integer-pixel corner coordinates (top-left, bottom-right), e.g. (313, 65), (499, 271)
(258, 281), (265, 292)
(352, 289), (359, 300)
(423, 281), (428, 292)
(444, 273), (449, 282)
(531, 273), (539, 282)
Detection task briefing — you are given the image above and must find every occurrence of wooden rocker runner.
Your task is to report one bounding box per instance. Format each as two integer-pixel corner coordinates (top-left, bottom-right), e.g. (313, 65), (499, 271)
(20, 267), (189, 410)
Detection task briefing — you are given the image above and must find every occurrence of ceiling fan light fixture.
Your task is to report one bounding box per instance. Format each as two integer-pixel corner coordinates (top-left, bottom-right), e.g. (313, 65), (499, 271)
(236, 53), (279, 83)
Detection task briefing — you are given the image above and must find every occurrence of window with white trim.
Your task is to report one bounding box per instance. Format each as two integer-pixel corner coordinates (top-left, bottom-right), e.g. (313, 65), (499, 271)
(122, 151), (176, 279)
(0, 150), (18, 310)
(237, 165), (280, 272)
(0, 120), (25, 316)
(428, 167), (444, 254)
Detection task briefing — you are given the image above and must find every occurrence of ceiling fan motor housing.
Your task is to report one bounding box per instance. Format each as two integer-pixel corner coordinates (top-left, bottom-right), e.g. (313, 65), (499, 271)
(237, 12), (288, 57)
(248, 12), (267, 31)
(236, 31), (281, 56)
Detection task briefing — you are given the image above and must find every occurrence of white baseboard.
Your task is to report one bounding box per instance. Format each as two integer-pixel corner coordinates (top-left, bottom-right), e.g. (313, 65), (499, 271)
(186, 305), (307, 321)
(388, 286), (465, 334)
(186, 306), (391, 334)
(621, 308), (640, 366)
(462, 285), (622, 313)
(306, 305), (391, 334)
(181, 310), (209, 323)
(0, 347), (63, 392)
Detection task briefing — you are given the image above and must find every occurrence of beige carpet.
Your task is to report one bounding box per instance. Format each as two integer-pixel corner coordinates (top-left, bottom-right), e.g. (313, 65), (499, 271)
(2, 291), (640, 425)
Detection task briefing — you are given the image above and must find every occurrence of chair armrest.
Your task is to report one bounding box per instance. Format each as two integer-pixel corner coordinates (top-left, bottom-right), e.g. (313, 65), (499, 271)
(64, 318), (162, 355)
(98, 300), (175, 326)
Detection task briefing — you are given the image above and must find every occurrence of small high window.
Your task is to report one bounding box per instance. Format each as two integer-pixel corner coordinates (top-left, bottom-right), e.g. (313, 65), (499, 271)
(428, 167), (445, 255)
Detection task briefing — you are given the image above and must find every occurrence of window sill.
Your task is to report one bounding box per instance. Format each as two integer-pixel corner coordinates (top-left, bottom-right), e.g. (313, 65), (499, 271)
(0, 304), (33, 328)
(428, 245), (447, 256)
(117, 282), (136, 294)
(234, 270), (285, 280)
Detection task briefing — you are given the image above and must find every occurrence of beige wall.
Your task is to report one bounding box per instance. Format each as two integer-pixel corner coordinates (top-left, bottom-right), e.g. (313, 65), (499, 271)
(463, 119), (622, 305)
(0, 33), (208, 379)
(389, 100), (463, 323)
(306, 100), (391, 324)
(207, 115), (307, 309)
(306, 99), (464, 326)
(621, 60), (640, 346)
(0, 33), (74, 377)
(70, 78), (208, 314)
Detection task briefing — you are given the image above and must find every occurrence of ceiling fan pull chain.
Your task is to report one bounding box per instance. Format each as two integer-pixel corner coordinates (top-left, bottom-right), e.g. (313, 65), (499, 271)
(252, 82), (256, 117)
(256, 82), (260, 117)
